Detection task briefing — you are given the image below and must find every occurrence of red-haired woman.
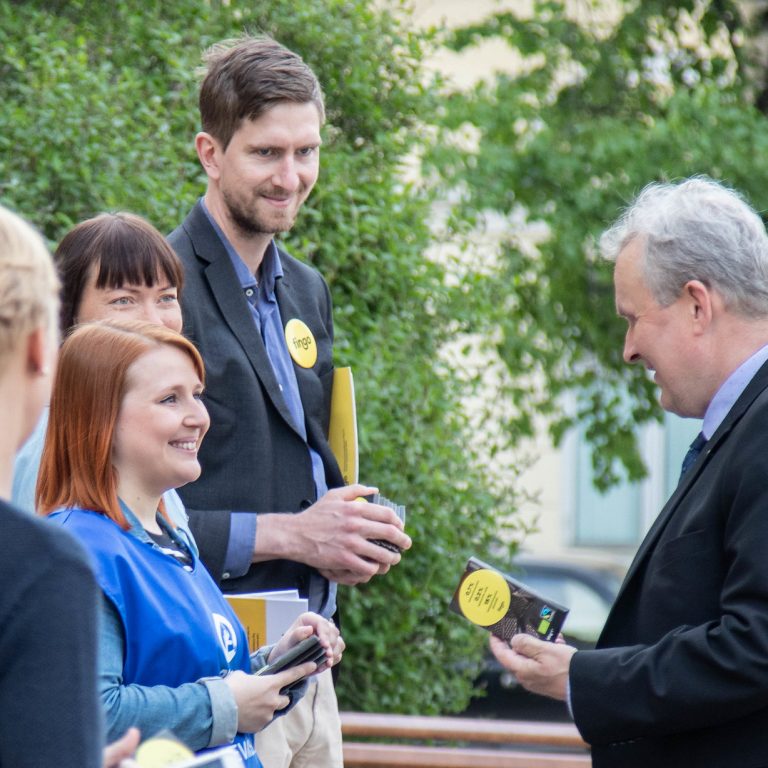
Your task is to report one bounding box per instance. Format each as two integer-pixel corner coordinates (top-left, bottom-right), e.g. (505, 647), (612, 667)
(38, 321), (343, 767)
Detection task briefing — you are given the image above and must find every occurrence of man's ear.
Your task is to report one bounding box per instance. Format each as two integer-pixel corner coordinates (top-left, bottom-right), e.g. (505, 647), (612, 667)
(27, 328), (50, 376)
(26, 326), (51, 377)
(195, 132), (222, 181)
(685, 280), (714, 333)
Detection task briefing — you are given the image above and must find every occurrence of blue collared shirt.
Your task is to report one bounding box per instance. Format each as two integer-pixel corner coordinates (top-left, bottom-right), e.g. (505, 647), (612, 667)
(702, 344), (768, 439)
(201, 202), (334, 617)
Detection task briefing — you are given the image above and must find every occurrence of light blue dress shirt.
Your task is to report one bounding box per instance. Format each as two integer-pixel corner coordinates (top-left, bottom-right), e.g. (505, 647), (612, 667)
(200, 202), (335, 618)
(701, 344), (768, 439)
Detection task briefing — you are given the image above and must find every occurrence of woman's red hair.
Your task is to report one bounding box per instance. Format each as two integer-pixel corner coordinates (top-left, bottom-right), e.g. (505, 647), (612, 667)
(37, 320), (205, 528)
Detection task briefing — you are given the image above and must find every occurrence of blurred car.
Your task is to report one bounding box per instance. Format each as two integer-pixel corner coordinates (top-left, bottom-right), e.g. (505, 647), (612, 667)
(461, 553), (627, 721)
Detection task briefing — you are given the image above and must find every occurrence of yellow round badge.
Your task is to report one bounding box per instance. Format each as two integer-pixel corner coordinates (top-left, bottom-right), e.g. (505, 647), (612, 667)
(457, 568), (511, 627)
(284, 318), (317, 368)
(135, 736), (193, 767)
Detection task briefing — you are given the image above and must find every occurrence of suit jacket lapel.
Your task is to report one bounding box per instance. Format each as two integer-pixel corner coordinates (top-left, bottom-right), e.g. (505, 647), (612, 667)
(274, 261), (344, 486)
(186, 204), (303, 439)
(273, 265), (315, 409)
(611, 359), (768, 608)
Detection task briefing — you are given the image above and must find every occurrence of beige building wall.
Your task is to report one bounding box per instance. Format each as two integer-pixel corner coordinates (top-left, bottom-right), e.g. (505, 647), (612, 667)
(409, 0), (652, 568)
(411, 0), (574, 557)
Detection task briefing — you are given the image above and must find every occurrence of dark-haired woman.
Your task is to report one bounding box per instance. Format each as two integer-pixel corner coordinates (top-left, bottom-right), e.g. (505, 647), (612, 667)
(13, 213), (189, 543)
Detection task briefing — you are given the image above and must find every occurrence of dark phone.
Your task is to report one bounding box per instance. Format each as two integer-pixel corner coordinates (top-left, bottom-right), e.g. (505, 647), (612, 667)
(364, 493), (407, 553)
(255, 635), (326, 694)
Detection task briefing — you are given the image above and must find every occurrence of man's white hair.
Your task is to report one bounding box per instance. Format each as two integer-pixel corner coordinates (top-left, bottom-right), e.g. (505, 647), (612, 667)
(600, 176), (768, 317)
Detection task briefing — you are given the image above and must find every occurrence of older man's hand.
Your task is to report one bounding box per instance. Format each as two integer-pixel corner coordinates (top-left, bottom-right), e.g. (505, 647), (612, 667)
(489, 634), (577, 701)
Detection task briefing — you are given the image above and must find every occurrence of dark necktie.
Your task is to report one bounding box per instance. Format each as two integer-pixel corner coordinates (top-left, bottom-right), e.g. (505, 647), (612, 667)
(679, 431), (707, 480)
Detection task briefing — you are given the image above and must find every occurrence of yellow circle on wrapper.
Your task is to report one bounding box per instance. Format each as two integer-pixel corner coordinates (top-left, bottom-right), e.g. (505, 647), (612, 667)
(458, 568), (511, 626)
(284, 318), (317, 368)
(135, 736), (193, 767)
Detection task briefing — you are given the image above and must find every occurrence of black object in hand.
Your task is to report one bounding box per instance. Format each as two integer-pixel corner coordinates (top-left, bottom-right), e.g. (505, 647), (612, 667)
(365, 492), (407, 553)
(255, 635), (327, 694)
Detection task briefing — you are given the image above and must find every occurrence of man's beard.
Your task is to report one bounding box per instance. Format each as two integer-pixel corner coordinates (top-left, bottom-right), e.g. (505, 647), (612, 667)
(223, 186), (300, 238)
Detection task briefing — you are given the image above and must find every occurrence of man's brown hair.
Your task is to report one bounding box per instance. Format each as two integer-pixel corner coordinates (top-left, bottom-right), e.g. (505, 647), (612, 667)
(199, 35), (325, 150)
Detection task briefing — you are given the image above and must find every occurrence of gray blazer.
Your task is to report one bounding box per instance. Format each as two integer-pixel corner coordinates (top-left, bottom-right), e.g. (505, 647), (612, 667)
(169, 201), (344, 603)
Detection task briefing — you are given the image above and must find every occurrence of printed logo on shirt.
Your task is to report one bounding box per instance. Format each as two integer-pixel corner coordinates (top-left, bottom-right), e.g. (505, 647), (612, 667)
(284, 318), (317, 368)
(237, 736), (257, 759)
(212, 613), (238, 663)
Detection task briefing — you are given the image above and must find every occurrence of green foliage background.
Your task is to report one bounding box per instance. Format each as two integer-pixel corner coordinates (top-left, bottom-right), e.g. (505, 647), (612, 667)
(427, 0), (768, 489)
(0, 0), (524, 714)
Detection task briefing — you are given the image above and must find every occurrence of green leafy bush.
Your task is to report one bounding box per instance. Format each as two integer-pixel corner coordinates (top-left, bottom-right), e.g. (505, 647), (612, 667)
(1, 0), (524, 713)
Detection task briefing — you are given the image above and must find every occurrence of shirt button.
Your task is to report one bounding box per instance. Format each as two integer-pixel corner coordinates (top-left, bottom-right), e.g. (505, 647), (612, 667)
(222, 572), (231, 580)
(245, 288), (254, 297)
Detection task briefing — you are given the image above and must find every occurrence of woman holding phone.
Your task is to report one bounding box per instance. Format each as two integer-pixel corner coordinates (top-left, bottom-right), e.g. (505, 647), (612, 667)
(38, 320), (343, 766)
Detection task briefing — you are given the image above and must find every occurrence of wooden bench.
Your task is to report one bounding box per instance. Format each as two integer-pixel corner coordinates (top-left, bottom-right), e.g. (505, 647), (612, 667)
(341, 712), (591, 768)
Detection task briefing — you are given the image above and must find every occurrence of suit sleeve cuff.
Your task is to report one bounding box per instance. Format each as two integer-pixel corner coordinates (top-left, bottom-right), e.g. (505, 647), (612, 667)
(222, 513), (257, 579)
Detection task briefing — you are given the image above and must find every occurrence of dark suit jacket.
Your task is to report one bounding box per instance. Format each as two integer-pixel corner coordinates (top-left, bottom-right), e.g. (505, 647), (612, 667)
(168, 202), (344, 603)
(570, 359), (768, 768)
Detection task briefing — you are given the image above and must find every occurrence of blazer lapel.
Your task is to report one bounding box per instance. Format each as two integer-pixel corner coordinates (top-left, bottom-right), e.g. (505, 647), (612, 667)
(613, 450), (709, 606)
(186, 204), (304, 439)
(273, 265), (316, 407)
(611, 359), (768, 608)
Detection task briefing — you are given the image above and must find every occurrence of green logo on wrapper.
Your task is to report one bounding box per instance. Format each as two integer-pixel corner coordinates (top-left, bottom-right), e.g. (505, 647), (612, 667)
(537, 606), (554, 636)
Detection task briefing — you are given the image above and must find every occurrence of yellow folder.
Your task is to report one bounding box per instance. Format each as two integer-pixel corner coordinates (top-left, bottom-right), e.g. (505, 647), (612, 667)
(328, 366), (358, 484)
(225, 590), (307, 651)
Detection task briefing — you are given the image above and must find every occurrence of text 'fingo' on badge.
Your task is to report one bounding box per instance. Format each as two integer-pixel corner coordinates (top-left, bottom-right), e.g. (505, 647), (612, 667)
(285, 318), (317, 368)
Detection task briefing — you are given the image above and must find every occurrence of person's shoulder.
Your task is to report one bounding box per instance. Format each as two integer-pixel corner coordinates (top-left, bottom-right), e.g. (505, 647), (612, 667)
(168, 213), (195, 252)
(168, 201), (213, 246)
(11, 408), (48, 512)
(16, 408), (48, 458)
(0, 500), (93, 573)
(168, 202), (203, 260)
(50, 507), (124, 542)
(1, 498), (61, 543)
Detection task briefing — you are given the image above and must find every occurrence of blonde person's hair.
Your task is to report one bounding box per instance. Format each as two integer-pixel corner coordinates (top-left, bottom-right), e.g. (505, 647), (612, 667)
(0, 205), (59, 366)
